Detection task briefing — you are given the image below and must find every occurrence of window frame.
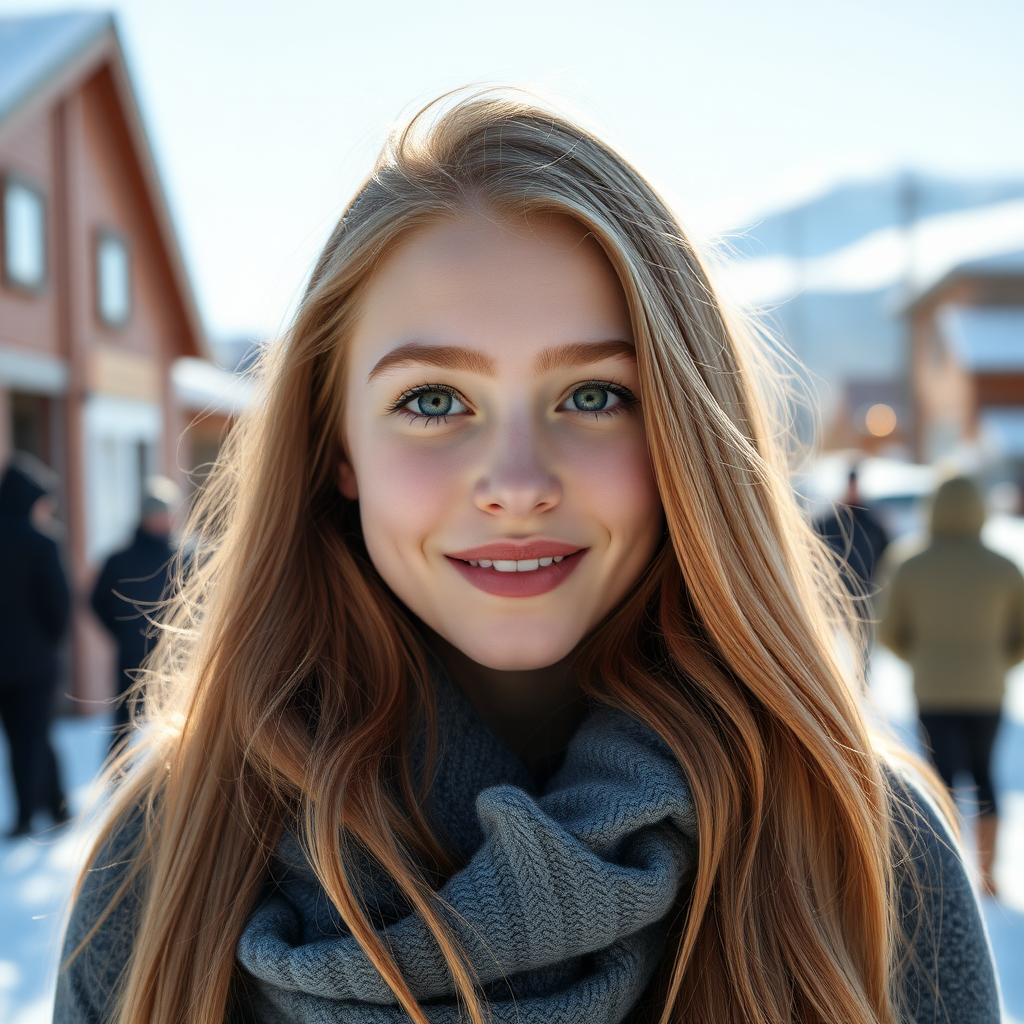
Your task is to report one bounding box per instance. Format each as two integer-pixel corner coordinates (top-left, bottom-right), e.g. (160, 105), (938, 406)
(95, 228), (132, 329)
(1, 171), (49, 294)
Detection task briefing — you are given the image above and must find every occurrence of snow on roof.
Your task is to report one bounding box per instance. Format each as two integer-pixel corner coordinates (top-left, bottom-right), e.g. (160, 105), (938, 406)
(172, 357), (255, 417)
(980, 407), (1024, 458)
(713, 199), (1024, 307)
(0, 11), (211, 363)
(939, 305), (1024, 372)
(952, 249), (1024, 277)
(0, 12), (112, 123)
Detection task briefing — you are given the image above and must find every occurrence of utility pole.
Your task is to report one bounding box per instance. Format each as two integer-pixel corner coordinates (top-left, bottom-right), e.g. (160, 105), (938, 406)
(899, 171), (920, 460)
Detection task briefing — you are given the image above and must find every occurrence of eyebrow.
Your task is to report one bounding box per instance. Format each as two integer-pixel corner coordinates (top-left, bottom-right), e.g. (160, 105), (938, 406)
(532, 339), (636, 374)
(367, 339), (636, 382)
(367, 343), (497, 382)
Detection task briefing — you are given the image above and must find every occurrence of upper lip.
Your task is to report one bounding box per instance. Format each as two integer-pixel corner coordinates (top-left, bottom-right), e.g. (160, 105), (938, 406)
(447, 540), (585, 561)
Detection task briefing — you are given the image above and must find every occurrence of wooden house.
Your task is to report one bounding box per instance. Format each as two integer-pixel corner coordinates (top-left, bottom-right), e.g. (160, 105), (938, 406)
(906, 251), (1024, 474)
(0, 12), (209, 703)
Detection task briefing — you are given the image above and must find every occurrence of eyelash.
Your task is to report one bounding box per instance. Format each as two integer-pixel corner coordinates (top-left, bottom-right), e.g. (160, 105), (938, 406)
(388, 384), (465, 425)
(388, 380), (640, 426)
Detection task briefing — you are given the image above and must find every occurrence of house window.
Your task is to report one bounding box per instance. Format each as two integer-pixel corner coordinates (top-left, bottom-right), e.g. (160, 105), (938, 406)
(3, 177), (47, 289)
(96, 231), (130, 326)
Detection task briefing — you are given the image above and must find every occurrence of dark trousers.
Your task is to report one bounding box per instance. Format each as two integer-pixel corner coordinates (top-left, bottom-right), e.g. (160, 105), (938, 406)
(919, 711), (1001, 815)
(0, 681), (66, 827)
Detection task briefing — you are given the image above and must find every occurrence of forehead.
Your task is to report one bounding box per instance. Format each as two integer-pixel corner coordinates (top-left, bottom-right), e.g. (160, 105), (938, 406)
(349, 213), (633, 371)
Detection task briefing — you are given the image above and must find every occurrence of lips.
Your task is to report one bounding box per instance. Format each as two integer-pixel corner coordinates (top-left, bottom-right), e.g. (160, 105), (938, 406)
(445, 543), (586, 598)
(447, 541), (583, 562)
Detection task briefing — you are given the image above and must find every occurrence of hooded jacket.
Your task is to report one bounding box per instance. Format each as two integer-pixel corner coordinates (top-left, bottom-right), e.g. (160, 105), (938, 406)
(0, 457), (71, 687)
(91, 527), (175, 694)
(879, 477), (1024, 712)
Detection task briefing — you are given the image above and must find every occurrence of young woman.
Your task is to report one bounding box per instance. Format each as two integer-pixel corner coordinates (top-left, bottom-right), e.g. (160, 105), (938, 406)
(56, 93), (999, 1024)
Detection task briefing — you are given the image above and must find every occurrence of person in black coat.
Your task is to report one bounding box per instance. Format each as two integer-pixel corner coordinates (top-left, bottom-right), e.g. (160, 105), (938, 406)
(91, 478), (182, 753)
(815, 467), (890, 597)
(0, 452), (71, 837)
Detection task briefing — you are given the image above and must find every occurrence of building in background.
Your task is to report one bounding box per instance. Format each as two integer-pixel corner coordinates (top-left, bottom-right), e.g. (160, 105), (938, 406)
(717, 173), (1024, 463)
(0, 12), (234, 704)
(906, 252), (1024, 476)
(173, 343), (257, 487)
(822, 378), (909, 455)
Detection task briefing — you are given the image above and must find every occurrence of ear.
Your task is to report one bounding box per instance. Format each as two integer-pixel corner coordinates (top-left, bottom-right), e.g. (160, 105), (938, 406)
(336, 457), (359, 500)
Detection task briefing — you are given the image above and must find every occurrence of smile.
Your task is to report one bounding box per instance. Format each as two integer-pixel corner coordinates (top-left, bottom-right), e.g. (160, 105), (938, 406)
(465, 556), (566, 571)
(445, 546), (587, 597)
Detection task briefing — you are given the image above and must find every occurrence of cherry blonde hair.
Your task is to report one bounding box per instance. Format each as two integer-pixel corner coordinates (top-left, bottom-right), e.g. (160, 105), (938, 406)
(68, 92), (937, 1024)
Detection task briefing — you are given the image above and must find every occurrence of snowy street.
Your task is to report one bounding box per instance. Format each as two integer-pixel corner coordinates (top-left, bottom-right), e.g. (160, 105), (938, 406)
(0, 713), (110, 1024)
(873, 648), (1024, 1022)
(2, 519), (1024, 1023)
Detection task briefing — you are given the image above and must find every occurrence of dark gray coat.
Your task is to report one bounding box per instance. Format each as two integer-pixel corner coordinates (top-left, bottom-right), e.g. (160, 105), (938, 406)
(0, 463), (70, 687)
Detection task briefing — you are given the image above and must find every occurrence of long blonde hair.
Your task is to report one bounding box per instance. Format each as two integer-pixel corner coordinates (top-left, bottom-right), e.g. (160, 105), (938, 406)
(69, 91), (937, 1024)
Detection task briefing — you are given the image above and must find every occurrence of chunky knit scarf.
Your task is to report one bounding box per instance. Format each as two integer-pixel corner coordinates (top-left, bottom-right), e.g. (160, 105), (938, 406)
(235, 677), (699, 1024)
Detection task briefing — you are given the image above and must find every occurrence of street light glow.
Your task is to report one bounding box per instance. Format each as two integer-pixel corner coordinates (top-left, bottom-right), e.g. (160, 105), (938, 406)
(865, 403), (897, 437)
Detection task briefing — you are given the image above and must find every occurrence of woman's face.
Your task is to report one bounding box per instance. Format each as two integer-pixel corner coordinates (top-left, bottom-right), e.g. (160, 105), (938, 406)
(339, 212), (663, 671)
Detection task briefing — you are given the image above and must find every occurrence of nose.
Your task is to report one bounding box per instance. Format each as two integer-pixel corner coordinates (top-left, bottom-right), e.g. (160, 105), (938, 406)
(473, 414), (562, 518)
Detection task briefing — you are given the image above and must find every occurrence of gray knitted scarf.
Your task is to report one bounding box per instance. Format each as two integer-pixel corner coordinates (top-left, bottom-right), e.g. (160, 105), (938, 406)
(236, 677), (698, 1024)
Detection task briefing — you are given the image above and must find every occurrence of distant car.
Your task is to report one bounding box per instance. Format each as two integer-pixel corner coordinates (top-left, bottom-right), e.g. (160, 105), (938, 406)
(866, 491), (928, 541)
(796, 453), (937, 541)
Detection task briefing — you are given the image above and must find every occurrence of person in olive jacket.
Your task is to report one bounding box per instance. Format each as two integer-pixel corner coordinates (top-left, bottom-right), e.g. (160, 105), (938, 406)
(880, 475), (1024, 898)
(0, 452), (71, 837)
(91, 477), (181, 753)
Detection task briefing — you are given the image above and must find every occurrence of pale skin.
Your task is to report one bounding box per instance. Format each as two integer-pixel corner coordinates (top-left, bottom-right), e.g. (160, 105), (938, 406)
(30, 495), (56, 530)
(338, 212), (663, 771)
(141, 510), (173, 537)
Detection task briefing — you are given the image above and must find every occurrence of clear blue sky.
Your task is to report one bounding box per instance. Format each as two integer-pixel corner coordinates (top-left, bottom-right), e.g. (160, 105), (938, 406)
(3, 0), (1023, 341)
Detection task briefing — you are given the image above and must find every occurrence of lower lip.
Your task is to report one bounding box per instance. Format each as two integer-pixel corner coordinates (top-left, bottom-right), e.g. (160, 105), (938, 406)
(446, 550), (586, 597)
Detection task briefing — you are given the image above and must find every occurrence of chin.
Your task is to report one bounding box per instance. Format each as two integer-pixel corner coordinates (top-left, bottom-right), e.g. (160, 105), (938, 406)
(451, 623), (580, 672)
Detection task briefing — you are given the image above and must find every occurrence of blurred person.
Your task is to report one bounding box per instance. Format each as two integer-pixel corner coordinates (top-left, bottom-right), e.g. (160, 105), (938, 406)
(91, 477), (182, 753)
(815, 467), (890, 597)
(880, 476), (1024, 898)
(0, 452), (71, 838)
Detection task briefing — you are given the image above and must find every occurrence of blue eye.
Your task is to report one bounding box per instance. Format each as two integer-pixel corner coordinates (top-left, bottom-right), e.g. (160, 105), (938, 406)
(415, 390), (453, 416)
(394, 385), (468, 422)
(571, 385), (612, 412)
(559, 382), (637, 416)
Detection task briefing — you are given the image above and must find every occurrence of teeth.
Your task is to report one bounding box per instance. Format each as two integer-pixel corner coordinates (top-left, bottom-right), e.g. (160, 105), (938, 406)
(469, 560), (479, 566)
(468, 556), (569, 572)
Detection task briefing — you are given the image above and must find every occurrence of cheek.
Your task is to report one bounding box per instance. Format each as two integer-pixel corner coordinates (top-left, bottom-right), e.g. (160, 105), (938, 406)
(351, 431), (468, 551)
(558, 426), (662, 537)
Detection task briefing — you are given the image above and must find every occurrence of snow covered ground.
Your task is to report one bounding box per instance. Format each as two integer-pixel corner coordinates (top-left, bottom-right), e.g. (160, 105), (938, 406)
(0, 712), (110, 1024)
(872, 647), (1024, 1022)
(2, 517), (1024, 1022)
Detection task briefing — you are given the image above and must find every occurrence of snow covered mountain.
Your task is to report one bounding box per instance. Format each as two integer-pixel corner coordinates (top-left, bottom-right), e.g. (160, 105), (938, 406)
(709, 173), (1024, 434)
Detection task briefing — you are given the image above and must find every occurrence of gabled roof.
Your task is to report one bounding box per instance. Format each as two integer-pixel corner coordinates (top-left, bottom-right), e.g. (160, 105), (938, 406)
(951, 249), (1024, 277)
(0, 11), (110, 123)
(905, 249), (1024, 314)
(0, 11), (208, 360)
(939, 304), (1024, 373)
